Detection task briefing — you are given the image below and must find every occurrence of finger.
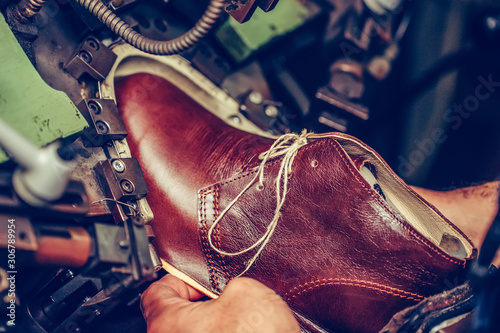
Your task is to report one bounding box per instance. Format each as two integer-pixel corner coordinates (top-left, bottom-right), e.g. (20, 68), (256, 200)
(141, 280), (188, 321)
(155, 274), (205, 301)
(141, 274), (206, 320)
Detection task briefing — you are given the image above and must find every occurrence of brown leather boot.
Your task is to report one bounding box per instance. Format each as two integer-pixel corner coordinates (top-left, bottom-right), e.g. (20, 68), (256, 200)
(115, 73), (476, 333)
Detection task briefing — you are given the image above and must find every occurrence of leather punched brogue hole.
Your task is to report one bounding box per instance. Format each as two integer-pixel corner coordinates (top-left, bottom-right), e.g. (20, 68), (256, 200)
(256, 184), (264, 191)
(311, 160), (319, 168)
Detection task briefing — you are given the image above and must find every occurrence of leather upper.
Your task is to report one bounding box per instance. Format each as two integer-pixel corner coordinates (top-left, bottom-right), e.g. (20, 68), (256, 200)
(116, 73), (476, 333)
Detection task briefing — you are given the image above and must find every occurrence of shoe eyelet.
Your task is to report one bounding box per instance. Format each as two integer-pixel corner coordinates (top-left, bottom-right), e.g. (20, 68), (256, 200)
(311, 160), (319, 168)
(256, 184), (264, 191)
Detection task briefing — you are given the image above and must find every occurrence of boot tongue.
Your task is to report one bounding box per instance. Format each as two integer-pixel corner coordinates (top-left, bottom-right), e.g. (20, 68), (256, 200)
(350, 156), (386, 200)
(357, 160), (403, 227)
(359, 163), (387, 201)
(358, 160), (468, 259)
(351, 157), (385, 197)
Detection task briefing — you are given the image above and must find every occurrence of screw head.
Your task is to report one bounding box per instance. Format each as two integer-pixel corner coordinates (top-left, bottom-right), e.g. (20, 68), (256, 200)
(120, 179), (134, 193)
(132, 215), (145, 226)
(65, 270), (74, 279)
(86, 38), (100, 51)
(230, 115), (241, 124)
(95, 120), (109, 134)
(265, 105), (279, 118)
(112, 159), (126, 173)
(248, 91), (263, 105)
(79, 50), (92, 63)
(88, 100), (101, 114)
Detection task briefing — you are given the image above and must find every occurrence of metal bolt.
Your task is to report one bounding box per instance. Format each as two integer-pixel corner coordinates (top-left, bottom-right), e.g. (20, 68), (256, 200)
(265, 105), (279, 118)
(79, 50), (92, 63)
(230, 115), (241, 124)
(119, 240), (129, 248)
(120, 179), (134, 193)
(112, 159), (126, 173)
(132, 216), (145, 226)
(88, 100), (101, 114)
(65, 270), (74, 280)
(248, 91), (263, 105)
(86, 38), (100, 51)
(95, 120), (109, 134)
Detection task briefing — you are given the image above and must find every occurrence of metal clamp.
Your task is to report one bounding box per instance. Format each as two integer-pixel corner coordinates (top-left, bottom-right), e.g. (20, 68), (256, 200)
(78, 99), (127, 147)
(96, 158), (148, 202)
(64, 36), (117, 81)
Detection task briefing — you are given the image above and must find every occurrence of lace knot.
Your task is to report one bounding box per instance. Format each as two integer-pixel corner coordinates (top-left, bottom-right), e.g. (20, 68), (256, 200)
(208, 129), (318, 277)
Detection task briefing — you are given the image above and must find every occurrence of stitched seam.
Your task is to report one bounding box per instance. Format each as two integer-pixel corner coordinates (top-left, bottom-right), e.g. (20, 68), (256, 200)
(199, 191), (221, 293)
(284, 278), (425, 302)
(205, 192), (221, 293)
(199, 137), (462, 285)
(328, 140), (463, 266)
(200, 188), (230, 284)
(197, 141), (330, 282)
(333, 133), (475, 250)
(213, 187), (231, 283)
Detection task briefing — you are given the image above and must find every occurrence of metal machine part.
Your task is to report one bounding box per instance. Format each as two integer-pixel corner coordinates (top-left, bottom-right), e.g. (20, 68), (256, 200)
(239, 90), (290, 134)
(0, 119), (76, 207)
(0, 216), (92, 267)
(363, 0), (403, 15)
(308, 0), (409, 134)
(13, 0), (227, 55)
(23, 212), (156, 333)
(65, 37), (117, 81)
(78, 99), (128, 147)
(225, 0), (280, 23)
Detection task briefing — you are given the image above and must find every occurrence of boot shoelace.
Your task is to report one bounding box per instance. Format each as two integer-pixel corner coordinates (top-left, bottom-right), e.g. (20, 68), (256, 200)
(207, 130), (331, 277)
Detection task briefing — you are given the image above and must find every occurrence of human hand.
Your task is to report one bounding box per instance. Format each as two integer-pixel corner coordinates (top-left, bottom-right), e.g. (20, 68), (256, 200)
(141, 274), (301, 333)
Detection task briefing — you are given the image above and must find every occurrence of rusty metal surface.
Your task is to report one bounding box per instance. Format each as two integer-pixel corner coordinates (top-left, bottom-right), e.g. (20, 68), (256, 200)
(34, 225), (92, 267)
(225, 0), (280, 23)
(225, 0), (257, 23)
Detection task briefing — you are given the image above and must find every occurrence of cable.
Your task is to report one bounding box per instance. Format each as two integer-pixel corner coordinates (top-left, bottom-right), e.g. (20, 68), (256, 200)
(15, 0), (226, 55)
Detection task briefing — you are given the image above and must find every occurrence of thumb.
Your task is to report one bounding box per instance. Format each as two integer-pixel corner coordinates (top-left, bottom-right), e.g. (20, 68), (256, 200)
(141, 274), (200, 324)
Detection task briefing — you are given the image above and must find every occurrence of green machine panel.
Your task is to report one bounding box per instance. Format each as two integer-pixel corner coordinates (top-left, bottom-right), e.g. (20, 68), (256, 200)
(0, 14), (88, 163)
(216, 0), (321, 63)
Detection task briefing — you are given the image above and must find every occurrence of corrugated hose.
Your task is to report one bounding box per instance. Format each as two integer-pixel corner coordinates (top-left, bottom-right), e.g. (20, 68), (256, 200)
(15, 0), (226, 55)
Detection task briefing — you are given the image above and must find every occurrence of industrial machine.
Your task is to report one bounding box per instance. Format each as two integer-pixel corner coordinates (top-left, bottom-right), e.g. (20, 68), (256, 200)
(0, 0), (499, 332)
